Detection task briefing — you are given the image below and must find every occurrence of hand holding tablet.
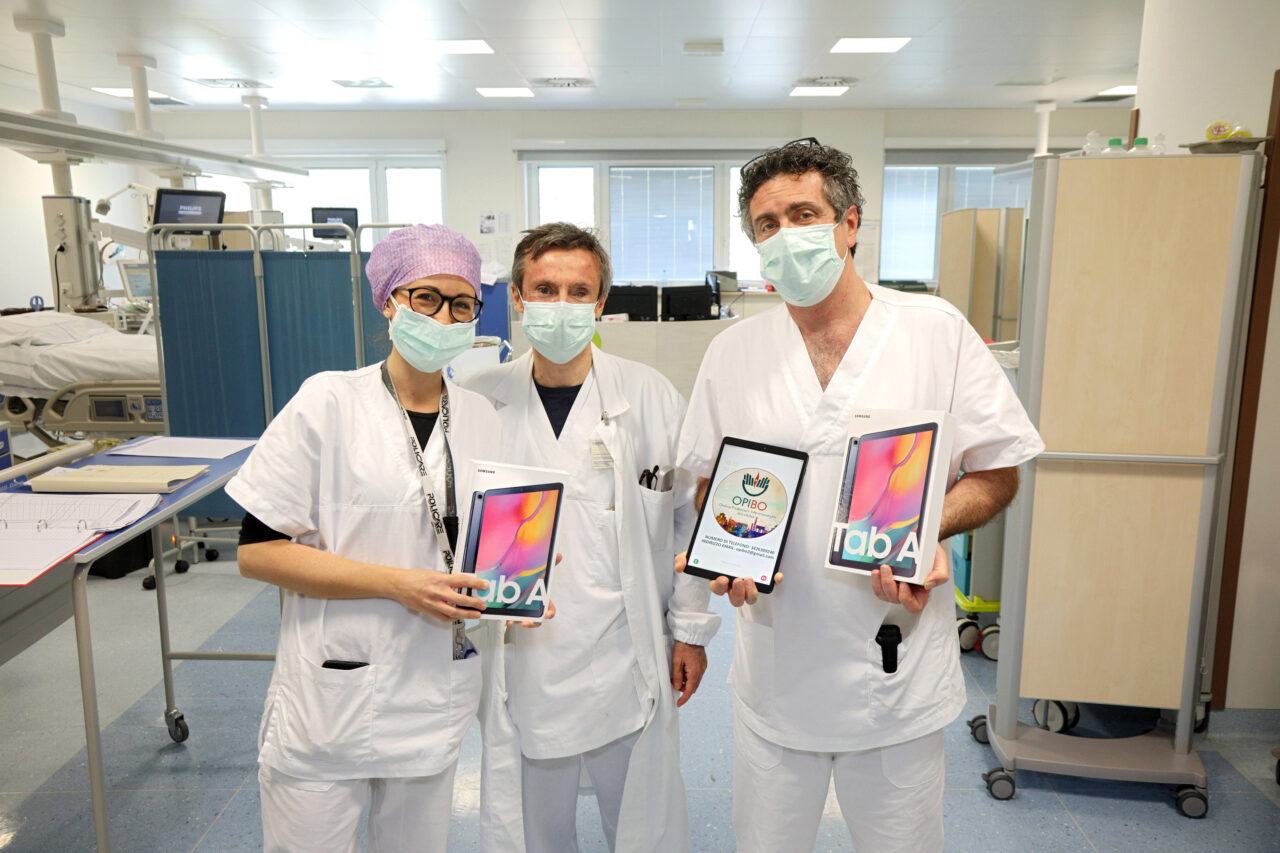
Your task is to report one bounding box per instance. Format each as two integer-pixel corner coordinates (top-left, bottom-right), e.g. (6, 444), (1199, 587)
(680, 437), (808, 599)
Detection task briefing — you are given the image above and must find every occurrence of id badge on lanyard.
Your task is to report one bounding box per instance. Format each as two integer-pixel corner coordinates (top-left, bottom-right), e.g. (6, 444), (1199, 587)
(381, 362), (472, 661)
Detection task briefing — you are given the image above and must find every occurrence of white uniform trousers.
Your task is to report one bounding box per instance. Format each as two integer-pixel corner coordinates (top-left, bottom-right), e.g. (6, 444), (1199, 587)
(258, 762), (457, 853)
(733, 718), (945, 853)
(520, 727), (642, 853)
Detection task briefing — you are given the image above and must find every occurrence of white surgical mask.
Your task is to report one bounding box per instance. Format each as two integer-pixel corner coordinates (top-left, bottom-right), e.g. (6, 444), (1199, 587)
(521, 300), (597, 364)
(388, 303), (475, 373)
(756, 222), (849, 307)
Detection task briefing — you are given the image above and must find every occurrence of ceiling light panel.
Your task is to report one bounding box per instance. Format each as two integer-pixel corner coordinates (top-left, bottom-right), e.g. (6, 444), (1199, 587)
(790, 86), (848, 97)
(476, 87), (535, 98)
(93, 88), (166, 99)
(830, 37), (911, 53)
(1098, 84), (1137, 96)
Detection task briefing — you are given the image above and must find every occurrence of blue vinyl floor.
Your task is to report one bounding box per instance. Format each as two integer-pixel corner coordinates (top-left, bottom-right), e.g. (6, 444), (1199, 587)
(0, 551), (1277, 852)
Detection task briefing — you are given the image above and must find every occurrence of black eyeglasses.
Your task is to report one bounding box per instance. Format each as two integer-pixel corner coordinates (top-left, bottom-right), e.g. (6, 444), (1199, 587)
(741, 137), (823, 173)
(400, 286), (484, 323)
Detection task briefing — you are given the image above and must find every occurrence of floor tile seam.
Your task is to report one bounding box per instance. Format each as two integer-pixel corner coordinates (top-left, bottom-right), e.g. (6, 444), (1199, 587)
(1053, 789), (1102, 853)
(187, 788), (241, 852)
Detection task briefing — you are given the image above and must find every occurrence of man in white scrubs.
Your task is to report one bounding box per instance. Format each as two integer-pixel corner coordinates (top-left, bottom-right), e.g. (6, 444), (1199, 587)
(465, 222), (720, 853)
(676, 139), (1044, 853)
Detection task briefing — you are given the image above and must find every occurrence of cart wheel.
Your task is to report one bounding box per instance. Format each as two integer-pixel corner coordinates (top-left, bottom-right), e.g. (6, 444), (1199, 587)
(979, 624), (1000, 661)
(968, 715), (989, 745)
(1032, 699), (1074, 733)
(1194, 699), (1210, 734)
(175, 559), (190, 574)
(957, 618), (981, 651)
(142, 574), (156, 591)
(205, 548), (220, 562)
(165, 711), (189, 743)
(984, 768), (1015, 800)
(1174, 786), (1208, 819)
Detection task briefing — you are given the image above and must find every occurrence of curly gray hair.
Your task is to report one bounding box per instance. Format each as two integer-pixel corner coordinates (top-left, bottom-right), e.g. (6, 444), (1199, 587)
(737, 138), (865, 255)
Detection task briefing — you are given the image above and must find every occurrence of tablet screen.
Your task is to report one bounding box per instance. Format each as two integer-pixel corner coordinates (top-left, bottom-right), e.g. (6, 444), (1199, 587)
(463, 483), (562, 617)
(831, 424), (936, 574)
(686, 439), (806, 587)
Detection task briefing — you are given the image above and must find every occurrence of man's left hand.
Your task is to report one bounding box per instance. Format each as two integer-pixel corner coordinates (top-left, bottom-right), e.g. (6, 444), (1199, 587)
(670, 641), (707, 708)
(870, 544), (950, 615)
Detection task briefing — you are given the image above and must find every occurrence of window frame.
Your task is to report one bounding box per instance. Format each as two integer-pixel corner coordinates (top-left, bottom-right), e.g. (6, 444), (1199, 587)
(879, 153), (1036, 284)
(523, 158), (744, 282)
(200, 154), (446, 239)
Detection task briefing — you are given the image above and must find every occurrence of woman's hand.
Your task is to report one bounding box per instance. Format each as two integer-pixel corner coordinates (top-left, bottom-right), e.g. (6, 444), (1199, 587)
(392, 569), (490, 622)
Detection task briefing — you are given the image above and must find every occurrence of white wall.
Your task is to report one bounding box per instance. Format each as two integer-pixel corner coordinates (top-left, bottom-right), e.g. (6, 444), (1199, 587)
(1136, 0), (1279, 146)
(0, 83), (151, 308)
(1136, 0), (1280, 708)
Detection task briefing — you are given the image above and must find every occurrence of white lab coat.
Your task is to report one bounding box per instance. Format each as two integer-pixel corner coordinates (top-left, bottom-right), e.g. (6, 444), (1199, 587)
(678, 285), (1044, 753)
(225, 364), (501, 780)
(464, 347), (720, 852)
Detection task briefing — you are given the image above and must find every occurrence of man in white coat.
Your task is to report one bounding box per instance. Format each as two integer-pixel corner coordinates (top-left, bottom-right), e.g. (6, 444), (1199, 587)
(676, 139), (1045, 852)
(465, 222), (720, 853)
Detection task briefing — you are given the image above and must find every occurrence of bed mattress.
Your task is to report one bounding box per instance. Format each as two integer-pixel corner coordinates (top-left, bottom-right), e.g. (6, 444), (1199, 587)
(0, 312), (159, 397)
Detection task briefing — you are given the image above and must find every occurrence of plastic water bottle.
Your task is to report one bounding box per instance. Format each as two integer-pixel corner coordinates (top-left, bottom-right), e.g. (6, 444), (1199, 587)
(1128, 137), (1150, 156)
(1150, 133), (1167, 155)
(1082, 130), (1103, 156)
(1100, 137), (1127, 157)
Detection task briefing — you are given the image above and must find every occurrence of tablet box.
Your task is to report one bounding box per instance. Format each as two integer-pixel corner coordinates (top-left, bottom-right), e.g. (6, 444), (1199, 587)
(825, 410), (954, 584)
(458, 460), (566, 622)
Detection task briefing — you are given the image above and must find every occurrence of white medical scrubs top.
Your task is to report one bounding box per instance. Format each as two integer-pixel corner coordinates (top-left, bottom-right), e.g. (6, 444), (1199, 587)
(677, 285), (1044, 752)
(225, 364), (500, 780)
(466, 349), (718, 760)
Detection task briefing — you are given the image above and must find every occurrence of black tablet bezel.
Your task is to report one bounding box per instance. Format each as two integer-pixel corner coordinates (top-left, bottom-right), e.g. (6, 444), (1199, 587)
(461, 482), (563, 618)
(683, 436), (809, 595)
(828, 422), (938, 577)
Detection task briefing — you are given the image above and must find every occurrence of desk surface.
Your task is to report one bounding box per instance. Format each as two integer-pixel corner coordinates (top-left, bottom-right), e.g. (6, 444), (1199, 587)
(0, 439), (253, 666)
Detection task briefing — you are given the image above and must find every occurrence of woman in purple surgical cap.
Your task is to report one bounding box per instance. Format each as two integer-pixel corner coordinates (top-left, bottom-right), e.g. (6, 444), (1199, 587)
(225, 224), (506, 852)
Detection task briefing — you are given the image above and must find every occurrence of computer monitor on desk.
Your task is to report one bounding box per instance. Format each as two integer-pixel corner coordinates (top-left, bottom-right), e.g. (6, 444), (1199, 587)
(661, 282), (719, 321)
(603, 284), (659, 321)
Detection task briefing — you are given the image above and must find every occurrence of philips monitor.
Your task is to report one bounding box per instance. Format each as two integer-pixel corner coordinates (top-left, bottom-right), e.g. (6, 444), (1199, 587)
(311, 206), (359, 239)
(152, 188), (226, 233)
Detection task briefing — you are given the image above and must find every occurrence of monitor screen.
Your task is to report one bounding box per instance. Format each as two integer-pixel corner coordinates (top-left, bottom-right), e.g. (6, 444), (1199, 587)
(602, 284), (658, 321)
(311, 207), (358, 239)
(117, 260), (152, 299)
(152, 188), (225, 232)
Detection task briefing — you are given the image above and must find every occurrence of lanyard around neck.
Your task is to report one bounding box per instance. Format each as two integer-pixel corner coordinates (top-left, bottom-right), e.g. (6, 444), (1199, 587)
(380, 361), (457, 566)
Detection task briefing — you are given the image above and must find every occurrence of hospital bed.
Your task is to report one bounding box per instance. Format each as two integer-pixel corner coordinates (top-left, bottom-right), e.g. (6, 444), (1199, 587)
(0, 311), (162, 448)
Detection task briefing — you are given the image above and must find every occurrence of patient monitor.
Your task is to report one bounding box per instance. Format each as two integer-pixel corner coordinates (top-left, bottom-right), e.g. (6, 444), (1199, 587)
(117, 260), (153, 300)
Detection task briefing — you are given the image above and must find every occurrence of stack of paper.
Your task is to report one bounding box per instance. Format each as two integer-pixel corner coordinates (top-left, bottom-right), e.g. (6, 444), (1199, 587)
(107, 437), (256, 460)
(0, 492), (163, 586)
(27, 464), (208, 494)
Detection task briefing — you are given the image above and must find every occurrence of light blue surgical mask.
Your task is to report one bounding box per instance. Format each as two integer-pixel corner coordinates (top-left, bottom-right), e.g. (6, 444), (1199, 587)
(756, 222), (849, 307)
(520, 300), (598, 364)
(388, 303), (475, 373)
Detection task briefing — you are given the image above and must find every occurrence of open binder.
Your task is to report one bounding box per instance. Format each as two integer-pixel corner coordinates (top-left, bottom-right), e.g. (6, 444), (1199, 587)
(0, 492), (163, 586)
